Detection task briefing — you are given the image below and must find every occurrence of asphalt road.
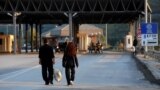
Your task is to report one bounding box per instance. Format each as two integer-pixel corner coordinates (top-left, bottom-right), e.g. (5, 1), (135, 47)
(0, 52), (159, 90)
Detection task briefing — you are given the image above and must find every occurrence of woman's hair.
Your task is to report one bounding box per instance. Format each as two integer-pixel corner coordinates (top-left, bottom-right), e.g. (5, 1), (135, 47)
(66, 42), (77, 56)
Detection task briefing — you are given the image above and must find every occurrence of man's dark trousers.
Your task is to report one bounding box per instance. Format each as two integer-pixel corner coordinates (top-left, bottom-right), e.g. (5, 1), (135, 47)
(41, 61), (53, 84)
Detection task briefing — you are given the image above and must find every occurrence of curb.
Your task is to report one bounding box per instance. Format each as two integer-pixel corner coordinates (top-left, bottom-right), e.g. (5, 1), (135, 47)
(132, 54), (160, 85)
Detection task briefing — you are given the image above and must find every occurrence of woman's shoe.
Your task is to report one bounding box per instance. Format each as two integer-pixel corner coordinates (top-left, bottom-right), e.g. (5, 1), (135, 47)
(70, 81), (74, 85)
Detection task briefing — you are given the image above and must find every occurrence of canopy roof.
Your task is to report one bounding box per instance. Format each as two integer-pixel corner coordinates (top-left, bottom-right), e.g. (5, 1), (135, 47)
(42, 24), (103, 37)
(0, 0), (146, 24)
(42, 25), (66, 37)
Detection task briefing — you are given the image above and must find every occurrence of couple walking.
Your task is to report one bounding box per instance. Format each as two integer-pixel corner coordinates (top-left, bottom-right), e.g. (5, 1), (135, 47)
(38, 39), (79, 86)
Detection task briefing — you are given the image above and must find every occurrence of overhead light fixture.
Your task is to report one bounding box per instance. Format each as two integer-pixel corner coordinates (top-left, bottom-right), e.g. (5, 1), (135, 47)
(7, 12), (22, 16)
(73, 12), (77, 17)
(64, 12), (77, 17)
(64, 12), (68, 17)
(15, 12), (21, 16)
(7, 13), (12, 16)
(141, 11), (145, 15)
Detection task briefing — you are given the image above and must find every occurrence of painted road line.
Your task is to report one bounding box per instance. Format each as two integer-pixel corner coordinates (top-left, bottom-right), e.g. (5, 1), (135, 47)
(0, 65), (40, 81)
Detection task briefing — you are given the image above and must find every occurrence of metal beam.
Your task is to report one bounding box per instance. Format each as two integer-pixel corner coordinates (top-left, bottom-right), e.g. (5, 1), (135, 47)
(0, 0), (145, 12)
(0, 0), (146, 24)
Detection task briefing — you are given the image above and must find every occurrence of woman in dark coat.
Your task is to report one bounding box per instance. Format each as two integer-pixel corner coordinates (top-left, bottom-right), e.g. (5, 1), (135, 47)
(62, 42), (79, 86)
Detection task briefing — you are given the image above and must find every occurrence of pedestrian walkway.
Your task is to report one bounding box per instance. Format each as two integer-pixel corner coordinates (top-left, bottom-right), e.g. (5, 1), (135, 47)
(135, 54), (160, 85)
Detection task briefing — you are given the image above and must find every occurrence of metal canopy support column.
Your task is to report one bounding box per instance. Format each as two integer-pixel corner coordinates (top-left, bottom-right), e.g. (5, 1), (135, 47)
(30, 24), (33, 52)
(76, 23), (79, 44)
(129, 22), (135, 37)
(35, 24), (38, 52)
(25, 24), (28, 53)
(64, 12), (78, 42)
(135, 20), (138, 37)
(39, 24), (42, 47)
(73, 23), (79, 44)
(69, 13), (73, 41)
(149, 12), (154, 50)
(149, 13), (152, 23)
(105, 24), (108, 48)
(13, 12), (17, 54)
(133, 22), (136, 37)
(145, 0), (148, 52)
(137, 15), (141, 47)
(18, 24), (22, 53)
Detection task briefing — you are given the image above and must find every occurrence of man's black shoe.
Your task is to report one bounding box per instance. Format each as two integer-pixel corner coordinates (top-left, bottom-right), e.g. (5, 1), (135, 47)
(50, 81), (53, 84)
(45, 82), (49, 85)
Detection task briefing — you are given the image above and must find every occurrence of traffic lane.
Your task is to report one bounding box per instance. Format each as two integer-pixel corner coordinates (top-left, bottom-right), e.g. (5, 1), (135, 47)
(0, 54), (63, 82)
(0, 61), (38, 76)
(0, 54), (39, 75)
(0, 56), (67, 87)
(0, 54), (62, 75)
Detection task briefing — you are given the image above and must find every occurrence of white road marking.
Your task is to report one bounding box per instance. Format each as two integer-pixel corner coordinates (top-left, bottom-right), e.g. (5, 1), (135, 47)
(0, 65), (40, 81)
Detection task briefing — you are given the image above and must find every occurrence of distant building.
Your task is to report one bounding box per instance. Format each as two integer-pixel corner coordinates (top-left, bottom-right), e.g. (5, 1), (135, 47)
(42, 24), (103, 51)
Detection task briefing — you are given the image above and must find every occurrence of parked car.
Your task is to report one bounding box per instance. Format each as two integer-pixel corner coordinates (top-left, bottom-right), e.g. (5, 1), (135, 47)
(22, 43), (31, 49)
(54, 45), (61, 53)
(53, 42), (66, 53)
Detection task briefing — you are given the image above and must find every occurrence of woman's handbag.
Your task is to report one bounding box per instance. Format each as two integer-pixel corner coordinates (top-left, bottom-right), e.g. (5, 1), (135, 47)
(54, 68), (62, 82)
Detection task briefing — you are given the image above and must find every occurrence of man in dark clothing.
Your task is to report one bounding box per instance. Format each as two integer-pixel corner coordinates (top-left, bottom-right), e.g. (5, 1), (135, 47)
(133, 37), (138, 55)
(39, 39), (55, 85)
(133, 37), (138, 47)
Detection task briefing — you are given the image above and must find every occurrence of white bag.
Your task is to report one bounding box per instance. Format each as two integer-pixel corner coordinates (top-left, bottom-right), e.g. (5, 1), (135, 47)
(54, 69), (62, 82)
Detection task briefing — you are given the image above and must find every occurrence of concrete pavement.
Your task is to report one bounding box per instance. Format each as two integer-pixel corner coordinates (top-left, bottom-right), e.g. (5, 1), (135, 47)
(134, 53), (160, 85)
(0, 52), (160, 90)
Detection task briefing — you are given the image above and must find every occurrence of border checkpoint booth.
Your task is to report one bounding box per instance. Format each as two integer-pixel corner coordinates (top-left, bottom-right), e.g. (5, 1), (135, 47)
(0, 35), (14, 53)
(124, 34), (133, 52)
